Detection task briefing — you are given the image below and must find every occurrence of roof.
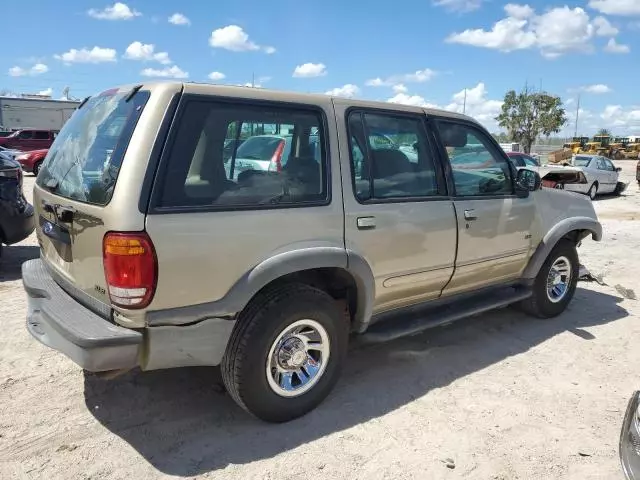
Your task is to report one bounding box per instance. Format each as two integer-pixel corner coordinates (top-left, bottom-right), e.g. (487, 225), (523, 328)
(130, 81), (478, 124)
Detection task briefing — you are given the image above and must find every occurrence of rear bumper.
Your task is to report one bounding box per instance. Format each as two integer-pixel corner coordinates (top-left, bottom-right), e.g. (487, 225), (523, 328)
(1, 201), (35, 244)
(23, 259), (142, 371)
(22, 258), (236, 372)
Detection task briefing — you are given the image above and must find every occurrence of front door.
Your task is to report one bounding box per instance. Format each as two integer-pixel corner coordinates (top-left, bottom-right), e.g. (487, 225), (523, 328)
(335, 102), (457, 314)
(433, 120), (536, 295)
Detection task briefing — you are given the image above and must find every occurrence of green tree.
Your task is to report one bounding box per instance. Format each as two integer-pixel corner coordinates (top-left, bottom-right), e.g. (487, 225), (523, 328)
(596, 128), (611, 136)
(496, 87), (567, 154)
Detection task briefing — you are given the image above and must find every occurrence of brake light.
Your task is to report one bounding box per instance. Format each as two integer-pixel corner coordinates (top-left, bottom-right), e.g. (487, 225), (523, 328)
(268, 140), (285, 172)
(103, 232), (157, 309)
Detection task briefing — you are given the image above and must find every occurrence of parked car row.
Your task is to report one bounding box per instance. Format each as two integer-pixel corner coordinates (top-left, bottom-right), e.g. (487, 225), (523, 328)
(0, 128), (57, 152)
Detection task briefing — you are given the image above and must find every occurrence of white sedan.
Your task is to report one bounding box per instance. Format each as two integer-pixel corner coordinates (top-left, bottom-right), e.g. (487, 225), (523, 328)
(561, 154), (623, 199)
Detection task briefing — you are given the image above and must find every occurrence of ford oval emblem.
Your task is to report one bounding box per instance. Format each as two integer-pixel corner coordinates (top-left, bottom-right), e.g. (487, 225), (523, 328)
(43, 221), (54, 235)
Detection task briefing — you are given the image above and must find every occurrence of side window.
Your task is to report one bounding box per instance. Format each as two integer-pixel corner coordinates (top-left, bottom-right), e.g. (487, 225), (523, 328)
(347, 111), (439, 201)
(17, 130), (33, 139)
(157, 100), (328, 209)
(596, 158), (607, 170)
(603, 159), (615, 171)
(436, 121), (513, 197)
(34, 131), (50, 140)
(522, 155), (538, 167)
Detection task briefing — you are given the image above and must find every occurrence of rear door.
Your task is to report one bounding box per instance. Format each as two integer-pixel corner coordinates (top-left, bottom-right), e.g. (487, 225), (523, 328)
(335, 102), (457, 313)
(34, 88), (154, 310)
(32, 130), (52, 150)
(433, 119), (536, 295)
(601, 157), (618, 193)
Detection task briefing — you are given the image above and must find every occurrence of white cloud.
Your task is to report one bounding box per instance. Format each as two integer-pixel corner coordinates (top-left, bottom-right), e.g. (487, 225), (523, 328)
(387, 93), (438, 108)
(31, 63), (49, 74)
(444, 83), (504, 129)
(504, 3), (534, 19)
(38, 88), (53, 96)
(292, 63), (327, 78)
(325, 84), (360, 98)
(209, 25), (275, 53)
(168, 13), (190, 26)
(8, 66), (26, 77)
(447, 4), (624, 58)
(593, 16), (619, 36)
(433, 0), (483, 13)
(582, 84), (612, 93)
(392, 84), (408, 93)
(123, 42), (171, 64)
(365, 68), (436, 87)
(55, 47), (117, 64)
(589, 0), (640, 16)
(140, 65), (188, 79)
(88, 2), (140, 20)
(208, 71), (226, 80)
(604, 37), (630, 53)
(8, 63), (48, 77)
(598, 104), (640, 131)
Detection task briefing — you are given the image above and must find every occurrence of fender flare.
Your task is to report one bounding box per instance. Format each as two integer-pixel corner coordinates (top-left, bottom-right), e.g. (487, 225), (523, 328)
(147, 247), (376, 328)
(521, 217), (602, 281)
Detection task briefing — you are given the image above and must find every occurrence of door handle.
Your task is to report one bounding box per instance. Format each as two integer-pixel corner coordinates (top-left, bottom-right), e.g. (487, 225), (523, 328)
(357, 216), (376, 230)
(464, 209), (477, 221)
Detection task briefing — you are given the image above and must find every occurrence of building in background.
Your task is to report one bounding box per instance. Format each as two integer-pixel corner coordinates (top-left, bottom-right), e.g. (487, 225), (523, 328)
(0, 95), (80, 131)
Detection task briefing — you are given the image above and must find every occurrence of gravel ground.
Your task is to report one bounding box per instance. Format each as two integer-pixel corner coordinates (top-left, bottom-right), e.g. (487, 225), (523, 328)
(1, 163), (639, 480)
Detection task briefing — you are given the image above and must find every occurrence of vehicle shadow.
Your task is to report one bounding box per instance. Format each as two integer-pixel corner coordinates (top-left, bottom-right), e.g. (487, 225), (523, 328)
(0, 245), (39, 282)
(84, 287), (628, 477)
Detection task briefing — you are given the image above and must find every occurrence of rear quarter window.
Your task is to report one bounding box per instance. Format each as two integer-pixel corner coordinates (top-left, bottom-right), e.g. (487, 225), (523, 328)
(153, 98), (329, 210)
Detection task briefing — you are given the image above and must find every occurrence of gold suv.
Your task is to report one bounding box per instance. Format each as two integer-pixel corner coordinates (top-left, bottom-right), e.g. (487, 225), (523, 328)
(22, 82), (602, 422)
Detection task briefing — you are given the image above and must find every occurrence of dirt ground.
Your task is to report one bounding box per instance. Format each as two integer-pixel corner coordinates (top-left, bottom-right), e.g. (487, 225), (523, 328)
(1, 164), (639, 480)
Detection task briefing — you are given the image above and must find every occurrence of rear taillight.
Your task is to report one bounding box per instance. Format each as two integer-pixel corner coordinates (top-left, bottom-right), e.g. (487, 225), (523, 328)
(268, 141), (285, 172)
(103, 232), (157, 309)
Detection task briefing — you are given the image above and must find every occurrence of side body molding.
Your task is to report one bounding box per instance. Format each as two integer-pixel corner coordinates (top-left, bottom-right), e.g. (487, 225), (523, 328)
(521, 216), (602, 281)
(147, 246), (376, 329)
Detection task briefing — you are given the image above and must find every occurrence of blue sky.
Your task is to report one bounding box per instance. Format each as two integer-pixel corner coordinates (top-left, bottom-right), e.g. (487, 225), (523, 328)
(2, 0), (639, 135)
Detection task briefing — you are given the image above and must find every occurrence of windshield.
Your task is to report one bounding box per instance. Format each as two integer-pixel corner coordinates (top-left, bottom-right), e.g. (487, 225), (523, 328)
(573, 156), (593, 167)
(235, 136), (284, 160)
(36, 89), (150, 205)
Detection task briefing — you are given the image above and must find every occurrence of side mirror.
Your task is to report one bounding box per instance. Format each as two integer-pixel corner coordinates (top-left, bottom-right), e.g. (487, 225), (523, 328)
(515, 168), (541, 196)
(616, 167), (622, 172)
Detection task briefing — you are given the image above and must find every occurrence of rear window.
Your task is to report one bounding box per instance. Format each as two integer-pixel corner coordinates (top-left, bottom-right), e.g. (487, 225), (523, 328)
(236, 136), (284, 161)
(36, 89), (150, 205)
(573, 156), (592, 167)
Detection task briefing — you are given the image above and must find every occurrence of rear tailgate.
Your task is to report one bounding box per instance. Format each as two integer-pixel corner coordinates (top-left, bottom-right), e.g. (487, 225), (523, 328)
(33, 83), (180, 319)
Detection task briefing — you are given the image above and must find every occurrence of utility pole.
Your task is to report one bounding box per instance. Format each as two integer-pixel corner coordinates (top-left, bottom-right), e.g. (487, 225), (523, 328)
(251, 72), (255, 88)
(463, 89), (467, 115)
(574, 94), (580, 138)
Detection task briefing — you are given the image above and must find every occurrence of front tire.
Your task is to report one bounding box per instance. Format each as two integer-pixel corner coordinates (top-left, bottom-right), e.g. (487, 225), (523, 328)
(221, 283), (349, 423)
(519, 240), (579, 319)
(33, 161), (42, 176)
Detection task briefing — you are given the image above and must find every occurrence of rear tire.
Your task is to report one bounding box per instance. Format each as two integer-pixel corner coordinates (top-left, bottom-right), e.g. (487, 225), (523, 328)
(33, 161), (42, 176)
(518, 239), (579, 319)
(221, 283), (349, 423)
(587, 182), (598, 200)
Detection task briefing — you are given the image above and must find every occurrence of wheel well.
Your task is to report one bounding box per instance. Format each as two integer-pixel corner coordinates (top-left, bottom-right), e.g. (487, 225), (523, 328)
(562, 229), (593, 245)
(254, 268), (358, 326)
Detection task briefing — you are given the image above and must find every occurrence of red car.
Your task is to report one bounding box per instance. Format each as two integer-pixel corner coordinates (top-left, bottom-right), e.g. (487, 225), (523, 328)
(15, 149), (48, 176)
(0, 129), (57, 152)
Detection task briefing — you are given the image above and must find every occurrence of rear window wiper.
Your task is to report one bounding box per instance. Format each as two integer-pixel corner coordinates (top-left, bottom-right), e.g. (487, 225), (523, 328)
(125, 84), (143, 103)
